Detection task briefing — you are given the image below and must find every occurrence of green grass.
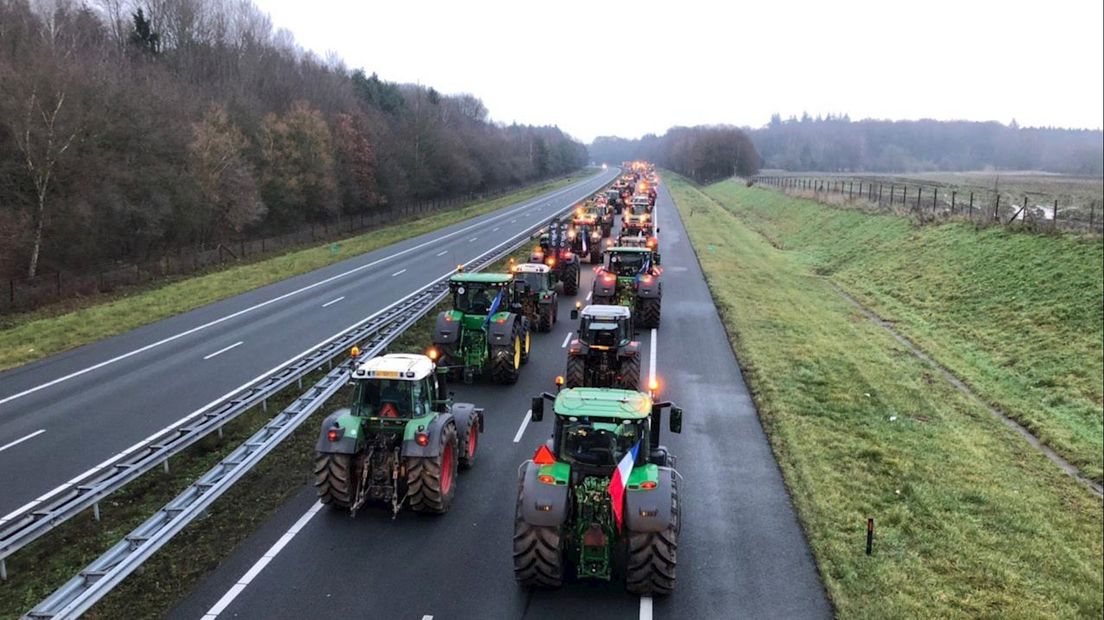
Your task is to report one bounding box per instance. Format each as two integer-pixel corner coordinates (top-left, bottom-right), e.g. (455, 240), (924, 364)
(703, 180), (1104, 482)
(0, 170), (595, 372)
(667, 174), (1103, 619)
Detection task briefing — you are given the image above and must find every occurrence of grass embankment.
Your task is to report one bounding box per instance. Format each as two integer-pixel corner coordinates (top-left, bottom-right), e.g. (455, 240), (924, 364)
(0, 247), (536, 619)
(667, 175), (1103, 618)
(706, 180), (1103, 483)
(0, 170), (595, 371)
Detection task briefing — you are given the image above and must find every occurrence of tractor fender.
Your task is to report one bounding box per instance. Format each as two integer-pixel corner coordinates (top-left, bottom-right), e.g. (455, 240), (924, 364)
(314, 408), (359, 454)
(592, 277), (617, 298)
(625, 466), (677, 533)
(401, 412), (455, 458)
(636, 278), (662, 299)
(487, 314), (518, 346)
(518, 460), (570, 527)
(568, 339), (588, 355)
(433, 312), (460, 345)
(619, 341), (640, 358)
(450, 402), (484, 433)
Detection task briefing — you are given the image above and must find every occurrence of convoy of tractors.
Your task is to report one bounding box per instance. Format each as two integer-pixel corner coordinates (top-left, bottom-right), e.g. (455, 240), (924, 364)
(313, 163), (682, 596)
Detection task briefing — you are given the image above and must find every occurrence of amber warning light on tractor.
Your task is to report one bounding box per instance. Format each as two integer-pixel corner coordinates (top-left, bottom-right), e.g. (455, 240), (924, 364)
(426, 347), (439, 361)
(350, 346), (361, 358)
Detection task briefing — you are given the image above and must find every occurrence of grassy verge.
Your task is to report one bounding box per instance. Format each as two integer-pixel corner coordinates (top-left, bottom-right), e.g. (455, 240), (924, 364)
(705, 180), (1103, 482)
(0, 170), (595, 371)
(0, 245), (537, 619)
(667, 174), (1103, 618)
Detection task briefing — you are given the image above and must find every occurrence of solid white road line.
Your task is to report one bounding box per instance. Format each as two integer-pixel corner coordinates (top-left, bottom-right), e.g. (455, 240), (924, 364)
(436, 250), (448, 257)
(321, 296), (344, 308)
(648, 328), (658, 384)
(202, 501), (326, 619)
(422, 616), (434, 620)
(0, 429), (46, 453)
(513, 410), (532, 443)
(0, 174), (610, 407)
(640, 596), (653, 620)
(561, 332), (573, 348)
(391, 269), (407, 277)
(203, 342), (243, 361)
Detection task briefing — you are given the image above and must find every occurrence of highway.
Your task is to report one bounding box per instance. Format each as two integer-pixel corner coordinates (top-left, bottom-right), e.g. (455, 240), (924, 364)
(168, 183), (831, 618)
(0, 169), (619, 519)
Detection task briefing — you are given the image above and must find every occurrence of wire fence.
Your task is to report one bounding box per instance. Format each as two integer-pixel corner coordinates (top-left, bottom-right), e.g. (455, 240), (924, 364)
(752, 175), (1104, 236)
(1, 176), (573, 314)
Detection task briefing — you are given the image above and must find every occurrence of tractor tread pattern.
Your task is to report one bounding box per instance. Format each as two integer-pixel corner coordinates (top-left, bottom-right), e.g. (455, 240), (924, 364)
(640, 297), (662, 328)
(313, 452), (354, 510)
(562, 265), (579, 296)
(406, 422), (458, 514)
(626, 472), (679, 595)
(564, 355), (586, 388)
(618, 354), (641, 390)
(491, 341), (520, 384)
(513, 468), (564, 588)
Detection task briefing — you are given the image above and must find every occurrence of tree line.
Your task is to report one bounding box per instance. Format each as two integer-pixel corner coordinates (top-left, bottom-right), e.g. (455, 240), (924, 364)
(589, 126), (761, 184)
(0, 0), (587, 280)
(750, 114), (1103, 176)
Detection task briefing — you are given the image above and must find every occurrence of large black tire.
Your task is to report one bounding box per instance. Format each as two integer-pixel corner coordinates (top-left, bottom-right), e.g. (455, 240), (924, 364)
(406, 422), (459, 514)
(625, 473), (679, 595)
(562, 264), (579, 296)
(639, 297), (662, 328)
(618, 354), (641, 390)
(314, 452), (355, 510)
(590, 245), (602, 264)
(538, 302), (554, 332)
(519, 322), (531, 365)
(491, 338), (521, 384)
(564, 354), (586, 388)
(456, 413), (479, 471)
(513, 467), (564, 588)
(434, 342), (460, 380)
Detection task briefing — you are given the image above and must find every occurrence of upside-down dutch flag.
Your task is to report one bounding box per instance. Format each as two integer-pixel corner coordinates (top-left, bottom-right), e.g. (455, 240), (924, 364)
(608, 440), (641, 531)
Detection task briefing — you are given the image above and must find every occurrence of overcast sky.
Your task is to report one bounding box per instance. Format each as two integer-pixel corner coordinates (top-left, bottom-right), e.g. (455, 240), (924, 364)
(254, 0), (1103, 143)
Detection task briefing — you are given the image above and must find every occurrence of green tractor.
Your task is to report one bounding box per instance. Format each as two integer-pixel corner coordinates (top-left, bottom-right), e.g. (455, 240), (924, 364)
(314, 352), (483, 516)
(564, 304), (641, 390)
(510, 262), (558, 332)
(591, 247), (662, 328)
(514, 388), (683, 595)
(431, 271), (531, 384)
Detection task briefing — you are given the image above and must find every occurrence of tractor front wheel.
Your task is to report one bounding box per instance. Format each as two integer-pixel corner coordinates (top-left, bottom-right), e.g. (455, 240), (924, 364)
(519, 324), (531, 365)
(491, 339), (521, 384)
(564, 355), (586, 388)
(456, 413), (479, 470)
(314, 452), (356, 511)
(406, 422), (459, 514)
(513, 468), (564, 588)
(625, 473), (679, 595)
(639, 298), (662, 328)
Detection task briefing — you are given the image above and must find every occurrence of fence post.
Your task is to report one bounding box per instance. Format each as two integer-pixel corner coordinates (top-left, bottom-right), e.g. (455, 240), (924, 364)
(1090, 201), (1096, 230)
(933, 188), (938, 215)
(916, 187), (922, 211)
(969, 192), (974, 219)
(903, 186), (908, 206)
(849, 181), (853, 199)
(1053, 199), (1058, 229)
(951, 191), (956, 215)
(994, 194), (1001, 221)
(878, 184), (883, 205)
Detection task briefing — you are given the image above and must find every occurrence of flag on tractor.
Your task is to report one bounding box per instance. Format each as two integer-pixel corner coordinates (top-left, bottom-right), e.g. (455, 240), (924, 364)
(483, 288), (505, 327)
(608, 440), (641, 530)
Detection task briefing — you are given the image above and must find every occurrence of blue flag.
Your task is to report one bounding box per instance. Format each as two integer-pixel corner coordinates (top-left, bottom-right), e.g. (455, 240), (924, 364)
(483, 287), (504, 327)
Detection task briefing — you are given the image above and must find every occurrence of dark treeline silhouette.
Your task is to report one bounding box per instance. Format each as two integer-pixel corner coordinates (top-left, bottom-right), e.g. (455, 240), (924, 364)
(750, 114), (1103, 176)
(589, 126), (761, 184)
(0, 0), (586, 279)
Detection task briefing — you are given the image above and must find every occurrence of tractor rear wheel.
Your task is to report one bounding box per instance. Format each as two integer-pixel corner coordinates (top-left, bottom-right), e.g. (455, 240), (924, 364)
(562, 265), (579, 296)
(625, 473), (679, 595)
(406, 422), (459, 514)
(639, 298), (662, 328)
(491, 338), (521, 384)
(513, 468), (564, 588)
(618, 354), (641, 390)
(519, 323), (531, 365)
(314, 452), (356, 510)
(564, 355), (586, 388)
(589, 245), (602, 264)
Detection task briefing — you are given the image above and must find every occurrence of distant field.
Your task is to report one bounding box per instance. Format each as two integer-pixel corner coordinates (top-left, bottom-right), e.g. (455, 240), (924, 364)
(761, 169), (1104, 204)
(667, 174), (1103, 618)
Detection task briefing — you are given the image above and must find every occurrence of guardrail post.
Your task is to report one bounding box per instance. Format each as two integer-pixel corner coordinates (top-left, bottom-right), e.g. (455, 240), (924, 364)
(994, 194), (1001, 221)
(163, 460), (170, 474)
(1, 558), (6, 581)
(951, 191), (956, 214)
(93, 502), (101, 522)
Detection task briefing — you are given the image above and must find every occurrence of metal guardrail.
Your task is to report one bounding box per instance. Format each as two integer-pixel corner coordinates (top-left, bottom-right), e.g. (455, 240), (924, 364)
(0, 170), (613, 578)
(21, 173), (617, 618)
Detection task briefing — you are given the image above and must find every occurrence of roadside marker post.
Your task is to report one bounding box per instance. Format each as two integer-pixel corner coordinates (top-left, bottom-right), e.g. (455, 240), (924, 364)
(866, 518), (874, 556)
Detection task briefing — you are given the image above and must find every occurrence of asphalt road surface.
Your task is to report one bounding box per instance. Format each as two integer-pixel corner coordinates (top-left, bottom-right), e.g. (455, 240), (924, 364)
(169, 183), (830, 619)
(0, 169), (618, 519)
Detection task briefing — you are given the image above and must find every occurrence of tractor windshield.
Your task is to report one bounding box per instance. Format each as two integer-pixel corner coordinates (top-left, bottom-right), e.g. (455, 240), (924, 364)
(514, 272), (544, 292)
(453, 282), (501, 314)
(559, 417), (646, 468)
(580, 320), (624, 346)
(607, 252), (647, 277)
(354, 379), (426, 418)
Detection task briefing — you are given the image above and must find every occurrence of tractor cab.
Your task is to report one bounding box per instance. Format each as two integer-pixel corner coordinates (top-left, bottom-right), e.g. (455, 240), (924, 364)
(510, 262), (559, 332)
(512, 262), (552, 294)
(604, 247), (656, 278)
(571, 304), (633, 343)
(351, 354), (441, 419)
(449, 272), (513, 317)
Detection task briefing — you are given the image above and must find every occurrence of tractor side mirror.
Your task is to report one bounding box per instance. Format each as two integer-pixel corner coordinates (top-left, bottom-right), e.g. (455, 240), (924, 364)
(570, 309), (579, 320)
(655, 227), (661, 233)
(531, 396), (544, 422)
(670, 406), (683, 433)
